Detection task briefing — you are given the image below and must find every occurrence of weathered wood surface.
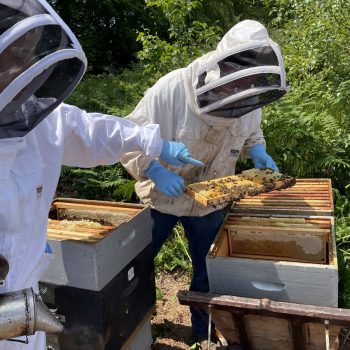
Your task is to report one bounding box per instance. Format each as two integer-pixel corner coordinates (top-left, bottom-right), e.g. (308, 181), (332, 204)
(225, 215), (330, 264)
(47, 219), (114, 242)
(231, 179), (333, 216)
(178, 290), (350, 350)
(185, 169), (296, 206)
(52, 201), (139, 215)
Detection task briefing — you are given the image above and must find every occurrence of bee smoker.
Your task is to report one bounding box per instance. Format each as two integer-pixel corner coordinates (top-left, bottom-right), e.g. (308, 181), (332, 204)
(0, 254), (63, 341)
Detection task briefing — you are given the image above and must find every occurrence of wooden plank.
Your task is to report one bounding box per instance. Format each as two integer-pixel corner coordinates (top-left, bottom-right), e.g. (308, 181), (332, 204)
(234, 202), (330, 208)
(234, 311), (252, 349)
(47, 227), (106, 237)
(239, 199), (329, 204)
(177, 291), (350, 324)
(225, 217), (331, 229)
(226, 224), (329, 236)
(304, 323), (342, 350)
(291, 319), (306, 350)
(48, 219), (114, 232)
(53, 197), (145, 210)
(254, 194), (330, 198)
(52, 201), (139, 215)
(178, 291), (345, 350)
(227, 224), (327, 263)
(244, 314), (294, 350)
(212, 309), (240, 344)
(46, 231), (101, 243)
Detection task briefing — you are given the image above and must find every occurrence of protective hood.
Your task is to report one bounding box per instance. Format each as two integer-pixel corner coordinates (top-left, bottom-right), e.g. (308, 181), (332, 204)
(0, 0), (87, 139)
(187, 20), (288, 119)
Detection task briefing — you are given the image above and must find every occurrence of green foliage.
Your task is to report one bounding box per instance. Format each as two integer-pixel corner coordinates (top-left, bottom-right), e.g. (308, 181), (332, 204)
(67, 64), (158, 116)
(155, 224), (192, 274)
(260, 0), (350, 194)
(261, 0), (350, 308)
(57, 164), (137, 203)
(335, 216), (350, 307)
(136, 0), (221, 75)
(48, 0), (167, 73)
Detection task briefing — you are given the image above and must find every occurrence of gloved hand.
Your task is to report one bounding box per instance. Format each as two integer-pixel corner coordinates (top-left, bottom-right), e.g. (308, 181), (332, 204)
(249, 144), (279, 172)
(160, 140), (204, 167)
(145, 160), (185, 197)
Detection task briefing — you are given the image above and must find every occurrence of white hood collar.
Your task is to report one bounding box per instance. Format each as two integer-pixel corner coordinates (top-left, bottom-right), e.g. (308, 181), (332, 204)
(184, 20), (286, 126)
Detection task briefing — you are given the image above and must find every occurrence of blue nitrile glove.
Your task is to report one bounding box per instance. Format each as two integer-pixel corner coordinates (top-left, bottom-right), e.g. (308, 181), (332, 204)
(145, 160), (185, 197)
(249, 144), (279, 172)
(45, 242), (53, 254)
(160, 140), (204, 167)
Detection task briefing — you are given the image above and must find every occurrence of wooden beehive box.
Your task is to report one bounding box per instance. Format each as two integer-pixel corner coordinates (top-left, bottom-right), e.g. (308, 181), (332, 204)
(42, 198), (153, 291)
(185, 169), (296, 206)
(207, 179), (338, 306)
(207, 216), (338, 307)
(231, 178), (334, 216)
(42, 198), (156, 350)
(206, 179), (338, 307)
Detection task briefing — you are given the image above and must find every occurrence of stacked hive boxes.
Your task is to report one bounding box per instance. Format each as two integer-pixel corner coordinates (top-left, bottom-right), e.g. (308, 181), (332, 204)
(206, 179), (338, 307)
(40, 199), (155, 350)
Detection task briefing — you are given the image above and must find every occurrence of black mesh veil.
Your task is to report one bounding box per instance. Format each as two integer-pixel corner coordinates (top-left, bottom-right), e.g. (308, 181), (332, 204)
(195, 43), (287, 118)
(0, 0), (86, 139)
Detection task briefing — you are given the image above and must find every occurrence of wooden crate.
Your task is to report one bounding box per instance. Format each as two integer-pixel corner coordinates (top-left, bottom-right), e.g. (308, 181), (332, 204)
(231, 179), (333, 216)
(178, 291), (350, 350)
(185, 169), (296, 206)
(42, 198), (153, 291)
(206, 214), (338, 307)
(225, 216), (330, 264)
(42, 198), (156, 350)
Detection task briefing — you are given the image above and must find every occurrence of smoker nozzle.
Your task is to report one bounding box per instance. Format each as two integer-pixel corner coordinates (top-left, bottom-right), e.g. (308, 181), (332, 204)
(0, 288), (63, 340)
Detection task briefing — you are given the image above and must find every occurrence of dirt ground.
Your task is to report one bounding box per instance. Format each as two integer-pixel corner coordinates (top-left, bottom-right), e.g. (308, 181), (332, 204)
(150, 272), (350, 350)
(151, 272), (194, 349)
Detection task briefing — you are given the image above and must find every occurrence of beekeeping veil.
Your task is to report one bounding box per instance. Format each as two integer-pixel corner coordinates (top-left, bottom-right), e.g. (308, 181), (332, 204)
(192, 20), (288, 119)
(0, 0), (87, 139)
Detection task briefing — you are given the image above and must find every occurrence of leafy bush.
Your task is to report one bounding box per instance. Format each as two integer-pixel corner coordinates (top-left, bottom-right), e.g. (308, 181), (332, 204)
(262, 0), (350, 307)
(155, 224), (192, 274)
(48, 0), (167, 73)
(57, 164), (137, 202)
(136, 0), (221, 75)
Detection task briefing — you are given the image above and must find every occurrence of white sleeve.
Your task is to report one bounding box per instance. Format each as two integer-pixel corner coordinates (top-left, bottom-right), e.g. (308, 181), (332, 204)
(60, 104), (163, 167)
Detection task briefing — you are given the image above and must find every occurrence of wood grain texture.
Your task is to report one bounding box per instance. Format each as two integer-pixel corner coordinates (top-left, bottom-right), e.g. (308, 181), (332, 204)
(225, 216), (330, 263)
(231, 178), (333, 216)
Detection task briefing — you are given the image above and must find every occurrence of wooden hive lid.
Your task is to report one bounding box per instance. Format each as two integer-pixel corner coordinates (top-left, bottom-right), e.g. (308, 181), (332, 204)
(231, 178), (333, 216)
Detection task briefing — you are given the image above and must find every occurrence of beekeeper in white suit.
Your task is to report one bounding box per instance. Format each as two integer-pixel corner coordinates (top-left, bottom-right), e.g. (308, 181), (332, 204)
(0, 0), (203, 348)
(121, 20), (288, 345)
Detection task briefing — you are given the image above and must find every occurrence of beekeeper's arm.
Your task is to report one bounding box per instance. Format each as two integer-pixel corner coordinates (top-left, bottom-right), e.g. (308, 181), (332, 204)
(60, 103), (202, 169)
(240, 109), (279, 172)
(121, 76), (201, 197)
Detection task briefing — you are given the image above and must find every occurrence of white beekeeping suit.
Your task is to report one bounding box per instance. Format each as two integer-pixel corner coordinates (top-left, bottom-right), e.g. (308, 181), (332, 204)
(122, 20), (288, 217)
(0, 0), (202, 348)
(121, 20), (288, 341)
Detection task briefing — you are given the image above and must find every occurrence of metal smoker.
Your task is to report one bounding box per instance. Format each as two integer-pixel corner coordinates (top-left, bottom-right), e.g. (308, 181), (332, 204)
(0, 254), (63, 342)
